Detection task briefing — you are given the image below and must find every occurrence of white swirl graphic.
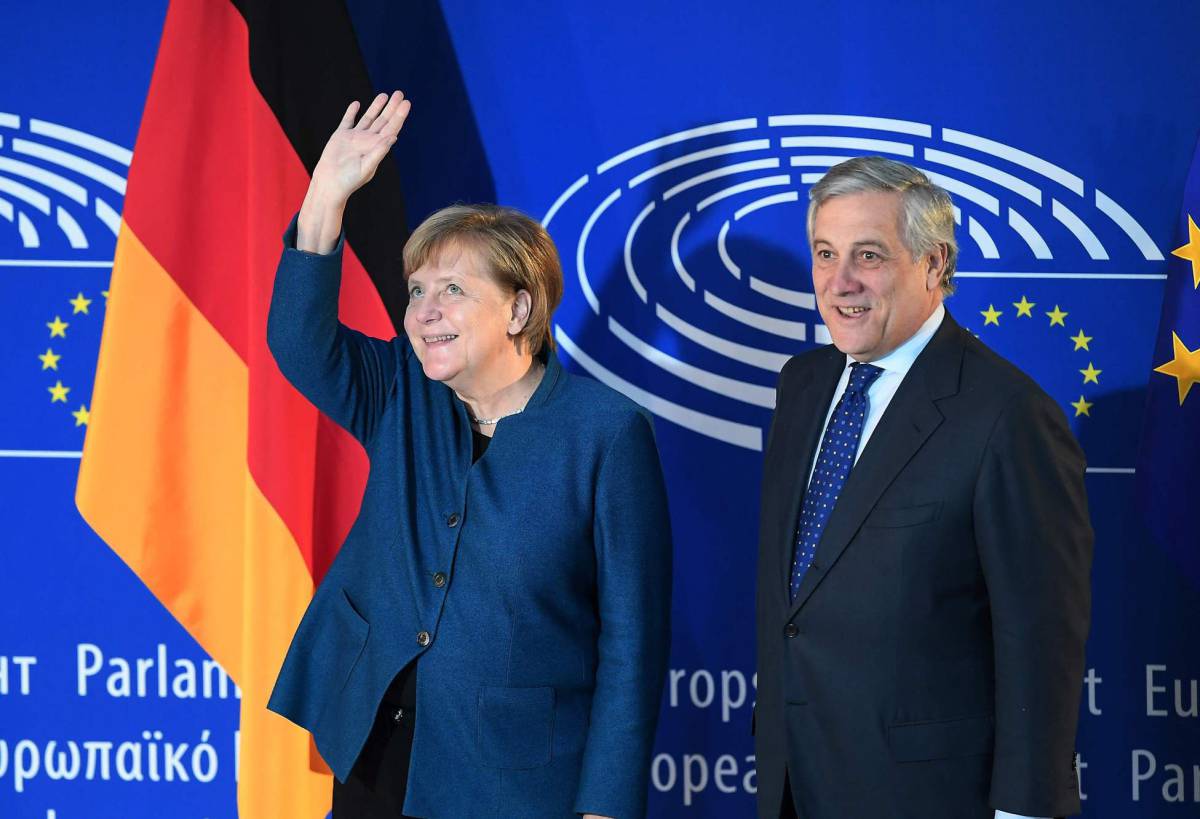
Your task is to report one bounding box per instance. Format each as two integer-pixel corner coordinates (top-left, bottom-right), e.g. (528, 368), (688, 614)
(543, 114), (1161, 451)
(0, 113), (130, 253)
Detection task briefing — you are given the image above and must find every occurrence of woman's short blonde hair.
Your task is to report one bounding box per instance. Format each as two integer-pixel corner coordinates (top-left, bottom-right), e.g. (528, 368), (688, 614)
(403, 204), (563, 355)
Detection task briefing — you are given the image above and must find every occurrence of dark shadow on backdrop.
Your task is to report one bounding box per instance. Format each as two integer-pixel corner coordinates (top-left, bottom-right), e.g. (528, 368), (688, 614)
(344, 0), (498, 233)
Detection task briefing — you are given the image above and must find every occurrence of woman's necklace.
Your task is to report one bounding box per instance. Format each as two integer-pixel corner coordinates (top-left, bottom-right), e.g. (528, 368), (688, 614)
(468, 363), (544, 426)
(469, 407), (522, 426)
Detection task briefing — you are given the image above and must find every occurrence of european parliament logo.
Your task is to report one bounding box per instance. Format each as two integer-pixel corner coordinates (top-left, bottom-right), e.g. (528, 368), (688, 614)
(0, 112), (130, 454)
(542, 114), (1164, 454)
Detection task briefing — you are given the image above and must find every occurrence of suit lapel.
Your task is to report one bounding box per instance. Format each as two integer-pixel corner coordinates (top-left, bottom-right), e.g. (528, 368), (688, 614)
(772, 348), (845, 599)
(787, 313), (966, 616)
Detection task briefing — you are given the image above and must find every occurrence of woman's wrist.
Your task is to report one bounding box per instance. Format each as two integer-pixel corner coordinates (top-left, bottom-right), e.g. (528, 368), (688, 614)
(297, 183), (348, 254)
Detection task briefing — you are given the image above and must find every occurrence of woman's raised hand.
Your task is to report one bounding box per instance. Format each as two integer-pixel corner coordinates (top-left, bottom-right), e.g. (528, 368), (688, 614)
(297, 90), (411, 253)
(315, 91), (411, 202)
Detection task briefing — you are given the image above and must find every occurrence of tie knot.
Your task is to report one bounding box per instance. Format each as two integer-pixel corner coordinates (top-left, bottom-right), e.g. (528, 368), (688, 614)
(846, 362), (883, 396)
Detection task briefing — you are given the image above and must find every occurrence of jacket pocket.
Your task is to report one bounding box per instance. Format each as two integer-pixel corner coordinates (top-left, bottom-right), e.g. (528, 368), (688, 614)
(477, 685), (555, 770)
(314, 589), (371, 727)
(888, 714), (993, 762)
(864, 502), (940, 529)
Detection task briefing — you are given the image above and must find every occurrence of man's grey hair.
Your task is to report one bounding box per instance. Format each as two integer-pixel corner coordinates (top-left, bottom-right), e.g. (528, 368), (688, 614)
(806, 156), (958, 295)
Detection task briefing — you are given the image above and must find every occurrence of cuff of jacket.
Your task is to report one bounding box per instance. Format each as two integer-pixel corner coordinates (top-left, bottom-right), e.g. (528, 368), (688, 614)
(281, 212), (346, 258)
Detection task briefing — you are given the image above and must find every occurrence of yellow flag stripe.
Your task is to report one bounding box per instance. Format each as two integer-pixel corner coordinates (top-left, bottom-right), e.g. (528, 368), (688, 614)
(76, 223), (331, 816)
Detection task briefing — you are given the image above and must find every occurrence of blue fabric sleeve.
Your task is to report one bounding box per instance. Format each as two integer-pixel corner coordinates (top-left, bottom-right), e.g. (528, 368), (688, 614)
(574, 410), (673, 819)
(266, 216), (400, 447)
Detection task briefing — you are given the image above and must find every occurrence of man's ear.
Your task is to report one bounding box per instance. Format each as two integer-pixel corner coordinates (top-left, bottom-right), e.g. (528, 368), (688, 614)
(925, 243), (948, 291)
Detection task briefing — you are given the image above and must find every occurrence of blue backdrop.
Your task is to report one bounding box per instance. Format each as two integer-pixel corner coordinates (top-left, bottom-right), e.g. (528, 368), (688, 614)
(2, 1), (1198, 816)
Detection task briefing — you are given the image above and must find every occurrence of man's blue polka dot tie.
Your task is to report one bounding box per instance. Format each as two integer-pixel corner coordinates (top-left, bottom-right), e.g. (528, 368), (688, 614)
(790, 362), (884, 602)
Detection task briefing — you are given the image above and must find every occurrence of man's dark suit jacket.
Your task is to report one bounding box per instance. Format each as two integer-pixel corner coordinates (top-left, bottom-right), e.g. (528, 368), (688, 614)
(755, 310), (1092, 819)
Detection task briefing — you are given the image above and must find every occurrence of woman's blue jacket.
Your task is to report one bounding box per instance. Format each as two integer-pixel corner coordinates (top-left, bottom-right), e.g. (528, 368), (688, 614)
(265, 221), (673, 819)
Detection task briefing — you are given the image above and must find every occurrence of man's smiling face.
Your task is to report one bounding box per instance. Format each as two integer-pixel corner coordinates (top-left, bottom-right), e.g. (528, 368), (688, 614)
(809, 190), (944, 362)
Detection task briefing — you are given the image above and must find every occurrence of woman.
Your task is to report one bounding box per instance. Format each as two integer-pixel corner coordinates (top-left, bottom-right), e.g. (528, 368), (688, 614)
(265, 90), (672, 819)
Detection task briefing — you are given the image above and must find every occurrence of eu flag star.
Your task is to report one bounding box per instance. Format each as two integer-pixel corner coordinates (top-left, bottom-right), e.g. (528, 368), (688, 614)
(1080, 363), (1102, 384)
(1154, 331), (1200, 404)
(981, 304), (1002, 326)
(48, 381), (70, 403)
(38, 348), (61, 371)
(69, 292), (92, 314)
(47, 316), (69, 338)
(72, 405), (90, 426)
(1070, 330), (1093, 351)
(1170, 214), (1200, 289)
(1070, 395), (1093, 417)
(1046, 305), (1069, 327)
(1013, 296), (1035, 317)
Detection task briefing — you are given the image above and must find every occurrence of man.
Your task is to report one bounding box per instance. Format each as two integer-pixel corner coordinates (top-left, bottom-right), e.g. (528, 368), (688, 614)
(755, 156), (1092, 819)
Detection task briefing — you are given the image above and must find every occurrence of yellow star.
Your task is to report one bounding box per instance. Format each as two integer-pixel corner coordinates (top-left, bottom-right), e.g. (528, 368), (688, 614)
(72, 405), (90, 427)
(1154, 331), (1200, 404)
(981, 304), (1002, 326)
(1046, 305), (1068, 327)
(1070, 395), (1093, 417)
(46, 316), (69, 338)
(1070, 329), (1092, 351)
(38, 348), (61, 370)
(1013, 295), (1035, 317)
(1080, 363), (1102, 384)
(69, 292), (92, 314)
(48, 380), (70, 403)
(1170, 214), (1200, 289)
(102, 290), (109, 301)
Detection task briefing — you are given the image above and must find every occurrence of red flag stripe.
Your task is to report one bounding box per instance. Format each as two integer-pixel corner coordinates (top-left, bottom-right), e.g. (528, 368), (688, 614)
(122, 0), (393, 582)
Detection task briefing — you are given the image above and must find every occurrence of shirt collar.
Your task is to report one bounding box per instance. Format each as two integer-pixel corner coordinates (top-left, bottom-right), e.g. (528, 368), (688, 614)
(844, 302), (946, 378)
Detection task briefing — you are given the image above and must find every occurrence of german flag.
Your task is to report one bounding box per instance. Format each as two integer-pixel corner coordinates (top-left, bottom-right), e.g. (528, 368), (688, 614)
(75, 0), (416, 814)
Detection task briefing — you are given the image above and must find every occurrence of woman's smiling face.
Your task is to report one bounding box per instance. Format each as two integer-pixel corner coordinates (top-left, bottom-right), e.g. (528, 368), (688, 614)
(403, 241), (523, 392)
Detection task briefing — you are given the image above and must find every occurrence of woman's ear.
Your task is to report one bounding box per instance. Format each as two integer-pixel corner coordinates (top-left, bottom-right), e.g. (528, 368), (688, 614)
(509, 289), (533, 335)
